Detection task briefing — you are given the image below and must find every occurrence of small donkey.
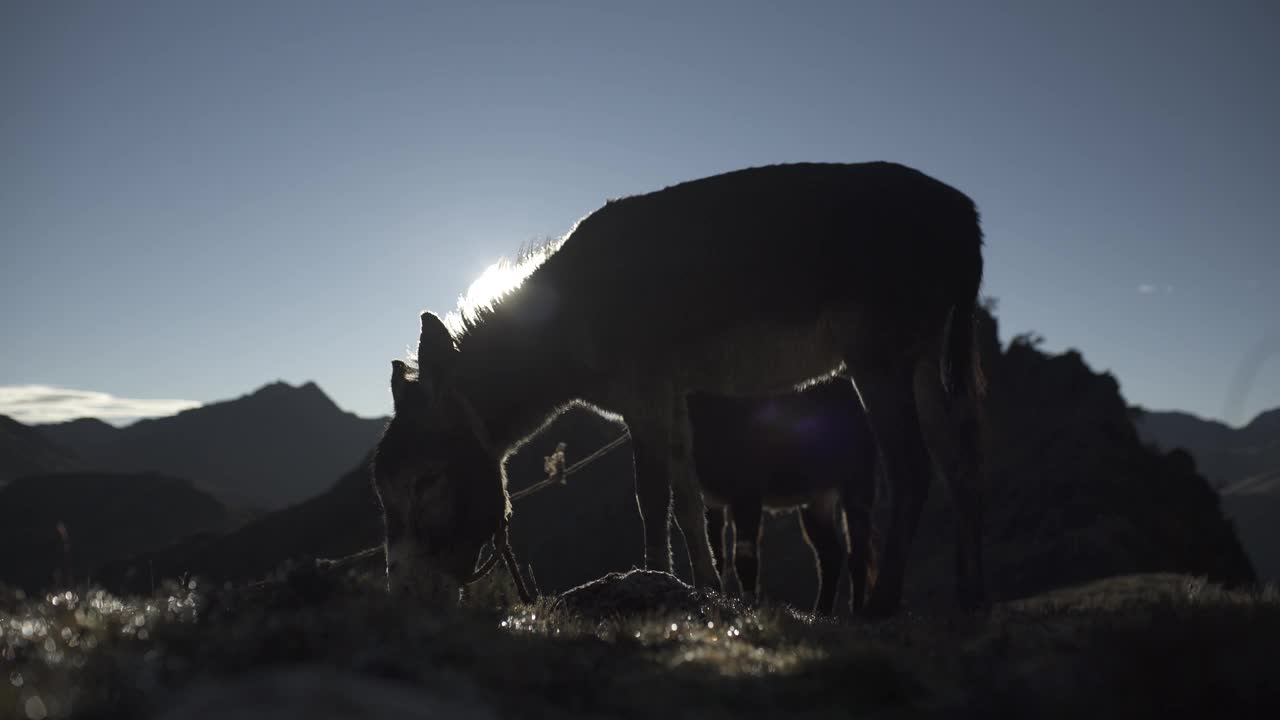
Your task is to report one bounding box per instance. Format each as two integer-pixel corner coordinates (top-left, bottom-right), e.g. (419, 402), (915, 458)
(374, 162), (985, 616)
(690, 379), (878, 615)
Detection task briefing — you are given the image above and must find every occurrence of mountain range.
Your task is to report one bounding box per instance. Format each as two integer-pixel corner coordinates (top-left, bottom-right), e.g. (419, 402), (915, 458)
(0, 381), (386, 590)
(2, 326), (1276, 599)
(1136, 407), (1280, 582)
(1135, 408), (1280, 491)
(33, 381), (386, 510)
(0, 413), (82, 484)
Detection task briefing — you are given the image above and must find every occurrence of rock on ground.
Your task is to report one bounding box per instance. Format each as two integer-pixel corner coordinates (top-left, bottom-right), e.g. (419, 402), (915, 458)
(554, 569), (705, 620)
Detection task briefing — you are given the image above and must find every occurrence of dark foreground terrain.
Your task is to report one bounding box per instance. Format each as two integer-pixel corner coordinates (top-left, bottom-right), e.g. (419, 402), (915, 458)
(2, 567), (1276, 719)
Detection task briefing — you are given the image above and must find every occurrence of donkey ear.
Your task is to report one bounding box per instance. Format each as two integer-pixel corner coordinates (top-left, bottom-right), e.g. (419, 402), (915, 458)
(417, 311), (458, 399)
(390, 360), (414, 410)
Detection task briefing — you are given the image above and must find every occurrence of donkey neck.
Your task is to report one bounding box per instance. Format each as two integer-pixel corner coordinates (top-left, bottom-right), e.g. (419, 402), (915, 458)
(453, 307), (598, 452)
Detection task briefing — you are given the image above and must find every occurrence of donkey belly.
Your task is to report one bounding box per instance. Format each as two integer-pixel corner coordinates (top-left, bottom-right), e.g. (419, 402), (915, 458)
(760, 465), (844, 509)
(673, 316), (846, 396)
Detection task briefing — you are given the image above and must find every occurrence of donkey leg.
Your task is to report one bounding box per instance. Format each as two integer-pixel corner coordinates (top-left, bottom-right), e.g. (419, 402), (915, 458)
(844, 407), (879, 614)
(729, 500), (763, 603)
(914, 359), (986, 609)
(628, 417), (675, 575)
(849, 367), (932, 618)
(799, 491), (847, 616)
(670, 393), (722, 590)
(721, 507), (741, 594)
(707, 506), (727, 578)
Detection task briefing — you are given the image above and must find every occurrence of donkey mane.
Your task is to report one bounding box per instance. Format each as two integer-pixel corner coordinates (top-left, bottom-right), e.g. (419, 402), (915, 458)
(441, 234), (568, 344)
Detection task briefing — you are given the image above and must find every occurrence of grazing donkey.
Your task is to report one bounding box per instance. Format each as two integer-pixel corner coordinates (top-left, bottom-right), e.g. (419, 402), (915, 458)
(373, 161), (986, 616)
(690, 379), (878, 615)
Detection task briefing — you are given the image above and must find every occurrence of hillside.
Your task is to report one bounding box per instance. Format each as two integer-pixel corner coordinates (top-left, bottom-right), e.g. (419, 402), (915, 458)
(99, 454), (383, 593)
(38, 381), (387, 510)
(893, 313), (1254, 604)
(1135, 407), (1280, 582)
(1135, 408), (1280, 491)
(0, 414), (82, 484)
(1220, 477), (1280, 585)
(0, 472), (230, 592)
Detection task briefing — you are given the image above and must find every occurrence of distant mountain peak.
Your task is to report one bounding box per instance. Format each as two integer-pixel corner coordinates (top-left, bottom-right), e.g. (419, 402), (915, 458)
(49, 416), (119, 431)
(32, 379), (386, 509)
(254, 379), (309, 394)
(251, 379), (326, 396)
(243, 379), (342, 416)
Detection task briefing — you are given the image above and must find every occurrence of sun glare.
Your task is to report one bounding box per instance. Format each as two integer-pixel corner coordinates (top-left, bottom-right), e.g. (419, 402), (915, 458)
(444, 239), (563, 335)
(466, 260), (530, 311)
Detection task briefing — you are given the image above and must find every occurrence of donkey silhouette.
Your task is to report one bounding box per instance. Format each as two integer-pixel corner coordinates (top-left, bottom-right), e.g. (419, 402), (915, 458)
(374, 161), (985, 616)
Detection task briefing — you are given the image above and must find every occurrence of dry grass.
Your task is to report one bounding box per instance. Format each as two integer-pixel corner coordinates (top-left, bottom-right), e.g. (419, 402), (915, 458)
(2, 569), (1278, 719)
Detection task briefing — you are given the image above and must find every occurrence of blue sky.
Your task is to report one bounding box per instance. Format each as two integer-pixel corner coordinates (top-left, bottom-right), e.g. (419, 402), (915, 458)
(2, 0), (1277, 426)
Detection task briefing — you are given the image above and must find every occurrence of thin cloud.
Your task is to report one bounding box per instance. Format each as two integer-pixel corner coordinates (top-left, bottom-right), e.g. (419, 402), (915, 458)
(0, 385), (201, 426)
(1137, 284), (1157, 294)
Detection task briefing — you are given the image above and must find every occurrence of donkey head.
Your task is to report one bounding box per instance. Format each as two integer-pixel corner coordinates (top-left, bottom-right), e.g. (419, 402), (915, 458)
(372, 311), (508, 607)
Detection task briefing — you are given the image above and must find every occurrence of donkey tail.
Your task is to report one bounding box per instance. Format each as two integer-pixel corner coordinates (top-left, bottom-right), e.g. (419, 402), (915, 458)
(943, 302), (984, 402)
